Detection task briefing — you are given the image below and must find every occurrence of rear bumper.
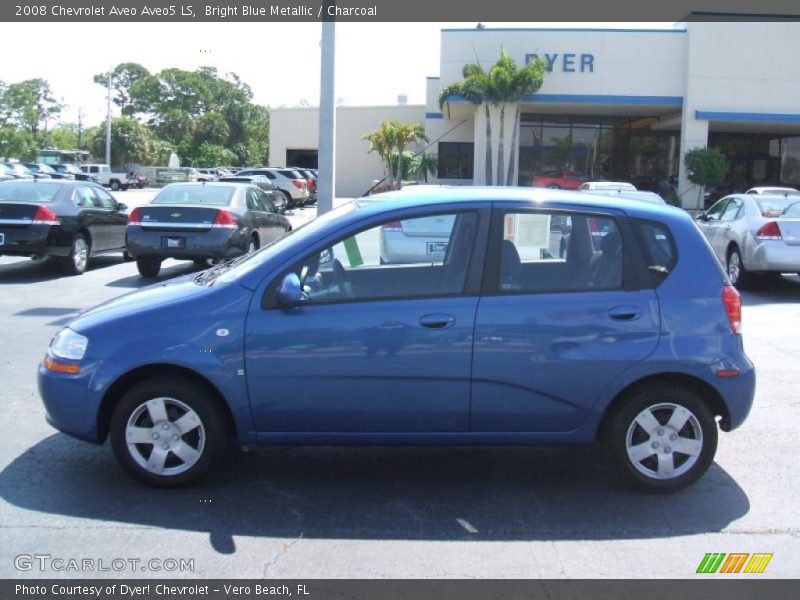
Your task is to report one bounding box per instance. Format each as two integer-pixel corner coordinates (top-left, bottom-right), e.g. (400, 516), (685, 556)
(746, 240), (800, 272)
(126, 227), (245, 260)
(0, 225), (70, 257)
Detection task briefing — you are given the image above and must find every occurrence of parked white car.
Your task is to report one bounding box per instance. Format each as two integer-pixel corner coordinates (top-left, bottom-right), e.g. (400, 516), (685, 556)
(579, 181), (637, 192)
(80, 164), (130, 191)
(236, 167), (310, 208)
(744, 186), (799, 196)
(695, 193), (800, 286)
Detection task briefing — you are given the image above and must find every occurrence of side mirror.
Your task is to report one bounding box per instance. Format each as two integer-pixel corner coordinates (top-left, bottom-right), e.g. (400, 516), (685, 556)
(695, 212), (706, 221)
(116, 202), (128, 211)
(277, 272), (303, 306)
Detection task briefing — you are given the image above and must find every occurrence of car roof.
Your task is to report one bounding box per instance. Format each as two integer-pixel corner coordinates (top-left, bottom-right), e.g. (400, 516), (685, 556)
(363, 186), (682, 219)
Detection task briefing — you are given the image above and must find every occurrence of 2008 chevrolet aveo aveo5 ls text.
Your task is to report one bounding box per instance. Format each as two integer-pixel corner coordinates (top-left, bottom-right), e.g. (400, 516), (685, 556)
(38, 188), (755, 493)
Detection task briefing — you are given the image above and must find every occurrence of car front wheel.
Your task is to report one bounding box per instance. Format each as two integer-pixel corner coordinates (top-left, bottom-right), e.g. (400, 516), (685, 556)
(606, 384), (717, 493)
(110, 376), (228, 487)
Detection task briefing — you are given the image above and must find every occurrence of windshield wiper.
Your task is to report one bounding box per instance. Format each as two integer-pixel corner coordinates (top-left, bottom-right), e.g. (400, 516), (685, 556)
(195, 253), (251, 286)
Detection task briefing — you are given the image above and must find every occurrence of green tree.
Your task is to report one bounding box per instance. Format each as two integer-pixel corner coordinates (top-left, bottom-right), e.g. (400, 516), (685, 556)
(0, 126), (37, 160)
(439, 50), (545, 185)
(194, 111), (229, 146)
(684, 147), (728, 209)
(3, 79), (64, 135)
(89, 117), (167, 167)
(93, 63), (152, 116)
(362, 120), (426, 188)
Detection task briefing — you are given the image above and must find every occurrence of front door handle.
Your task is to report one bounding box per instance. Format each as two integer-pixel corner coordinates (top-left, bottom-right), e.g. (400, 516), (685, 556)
(608, 306), (643, 321)
(419, 314), (455, 329)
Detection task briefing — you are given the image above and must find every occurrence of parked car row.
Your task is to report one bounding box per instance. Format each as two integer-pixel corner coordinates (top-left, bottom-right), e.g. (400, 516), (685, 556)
(35, 186), (755, 493)
(0, 180), (292, 278)
(236, 167), (317, 208)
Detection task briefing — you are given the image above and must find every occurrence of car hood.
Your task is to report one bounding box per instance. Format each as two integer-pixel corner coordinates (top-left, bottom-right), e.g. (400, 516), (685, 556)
(67, 273), (232, 334)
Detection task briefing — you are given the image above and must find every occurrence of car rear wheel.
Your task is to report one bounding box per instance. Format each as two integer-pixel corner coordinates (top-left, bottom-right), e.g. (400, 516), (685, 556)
(281, 190), (293, 209)
(248, 235), (259, 254)
(62, 234), (89, 275)
(606, 384), (717, 493)
(727, 246), (750, 288)
(136, 257), (162, 278)
(109, 376), (228, 487)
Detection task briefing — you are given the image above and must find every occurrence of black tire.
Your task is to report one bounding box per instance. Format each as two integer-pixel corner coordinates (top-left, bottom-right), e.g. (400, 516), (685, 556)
(281, 190), (293, 209)
(136, 257), (162, 278)
(109, 376), (228, 487)
(61, 234), (90, 275)
(110, 180), (120, 191)
(606, 384), (718, 493)
(726, 245), (750, 288)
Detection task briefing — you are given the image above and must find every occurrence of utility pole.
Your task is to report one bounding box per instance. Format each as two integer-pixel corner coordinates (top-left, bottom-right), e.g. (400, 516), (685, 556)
(105, 68), (112, 166)
(77, 107), (84, 148)
(317, 4), (336, 214)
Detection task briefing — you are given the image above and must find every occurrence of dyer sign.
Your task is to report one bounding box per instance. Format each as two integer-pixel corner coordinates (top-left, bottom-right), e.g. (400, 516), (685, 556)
(525, 53), (595, 73)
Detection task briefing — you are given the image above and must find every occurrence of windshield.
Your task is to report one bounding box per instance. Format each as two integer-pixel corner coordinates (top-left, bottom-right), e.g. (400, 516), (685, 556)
(0, 181), (62, 202)
(152, 185), (234, 206)
(213, 202), (356, 285)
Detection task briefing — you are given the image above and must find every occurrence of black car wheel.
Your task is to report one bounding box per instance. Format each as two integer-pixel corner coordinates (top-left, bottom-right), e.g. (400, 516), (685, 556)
(109, 375), (228, 487)
(110, 180), (120, 191)
(281, 190), (293, 209)
(137, 257), (162, 278)
(727, 246), (750, 288)
(62, 234), (90, 276)
(606, 384), (717, 493)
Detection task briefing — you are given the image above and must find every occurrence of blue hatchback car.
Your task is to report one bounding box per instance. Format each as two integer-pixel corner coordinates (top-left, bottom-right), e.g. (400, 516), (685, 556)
(38, 188), (755, 492)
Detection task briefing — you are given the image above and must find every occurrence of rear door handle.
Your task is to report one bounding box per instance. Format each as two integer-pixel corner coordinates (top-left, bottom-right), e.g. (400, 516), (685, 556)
(608, 306), (643, 321)
(419, 314), (455, 329)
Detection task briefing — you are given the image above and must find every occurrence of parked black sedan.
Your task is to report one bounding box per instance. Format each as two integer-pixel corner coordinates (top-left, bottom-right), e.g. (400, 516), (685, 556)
(126, 182), (292, 278)
(51, 164), (99, 183)
(0, 180), (128, 275)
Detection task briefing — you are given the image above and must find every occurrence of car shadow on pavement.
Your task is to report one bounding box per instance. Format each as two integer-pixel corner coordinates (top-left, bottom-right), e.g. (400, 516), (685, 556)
(0, 256), (123, 283)
(0, 434), (750, 553)
(739, 274), (800, 306)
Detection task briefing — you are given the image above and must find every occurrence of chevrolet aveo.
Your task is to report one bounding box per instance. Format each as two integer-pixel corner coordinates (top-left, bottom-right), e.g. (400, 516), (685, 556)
(38, 188), (756, 493)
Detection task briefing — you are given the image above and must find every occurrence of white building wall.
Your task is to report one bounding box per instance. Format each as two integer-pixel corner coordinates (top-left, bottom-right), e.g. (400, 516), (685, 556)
(269, 105), (426, 198)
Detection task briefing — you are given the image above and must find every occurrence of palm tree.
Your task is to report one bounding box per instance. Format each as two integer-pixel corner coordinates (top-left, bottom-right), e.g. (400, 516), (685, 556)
(439, 50), (546, 186)
(362, 120), (427, 189)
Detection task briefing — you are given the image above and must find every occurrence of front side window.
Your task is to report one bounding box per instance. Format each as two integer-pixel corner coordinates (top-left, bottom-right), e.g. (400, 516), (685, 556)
(494, 210), (624, 293)
(705, 199), (729, 221)
(294, 212), (478, 303)
(720, 198), (743, 221)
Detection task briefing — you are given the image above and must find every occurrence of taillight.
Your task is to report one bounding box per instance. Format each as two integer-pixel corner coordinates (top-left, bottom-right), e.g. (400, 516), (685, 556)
(381, 221), (403, 232)
(291, 180), (303, 189)
(31, 205), (60, 225)
(722, 285), (742, 334)
(212, 209), (238, 228)
(127, 207), (141, 224)
(755, 221), (782, 240)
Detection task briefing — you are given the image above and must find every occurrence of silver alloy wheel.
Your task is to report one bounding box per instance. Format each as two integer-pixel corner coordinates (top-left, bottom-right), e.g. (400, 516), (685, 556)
(625, 402), (703, 480)
(125, 397), (206, 476)
(728, 251), (741, 284)
(72, 237), (88, 272)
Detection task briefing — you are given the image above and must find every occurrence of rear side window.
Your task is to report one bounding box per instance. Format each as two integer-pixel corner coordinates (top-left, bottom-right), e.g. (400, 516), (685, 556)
(278, 170), (301, 179)
(632, 220), (677, 286)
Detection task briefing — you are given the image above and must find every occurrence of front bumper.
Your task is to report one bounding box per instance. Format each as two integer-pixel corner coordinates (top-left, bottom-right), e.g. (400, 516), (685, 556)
(38, 358), (114, 444)
(126, 227), (245, 261)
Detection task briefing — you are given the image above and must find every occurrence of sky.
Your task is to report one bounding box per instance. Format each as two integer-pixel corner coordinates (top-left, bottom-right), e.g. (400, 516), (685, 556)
(0, 22), (674, 127)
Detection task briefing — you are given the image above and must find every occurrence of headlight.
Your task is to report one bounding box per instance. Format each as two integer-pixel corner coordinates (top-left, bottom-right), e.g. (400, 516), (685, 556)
(50, 328), (88, 360)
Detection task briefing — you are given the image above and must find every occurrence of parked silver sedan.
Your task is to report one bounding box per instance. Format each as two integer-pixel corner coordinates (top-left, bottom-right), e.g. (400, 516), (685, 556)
(695, 194), (800, 286)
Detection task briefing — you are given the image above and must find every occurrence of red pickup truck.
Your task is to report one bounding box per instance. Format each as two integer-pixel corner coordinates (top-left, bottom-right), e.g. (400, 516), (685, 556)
(532, 170), (588, 190)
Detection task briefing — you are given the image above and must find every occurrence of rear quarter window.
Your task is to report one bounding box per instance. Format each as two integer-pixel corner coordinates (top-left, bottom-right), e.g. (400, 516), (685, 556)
(632, 219), (677, 287)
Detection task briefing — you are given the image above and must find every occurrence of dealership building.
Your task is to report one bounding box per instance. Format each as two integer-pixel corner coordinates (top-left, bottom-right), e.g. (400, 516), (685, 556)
(269, 22), (800, 204)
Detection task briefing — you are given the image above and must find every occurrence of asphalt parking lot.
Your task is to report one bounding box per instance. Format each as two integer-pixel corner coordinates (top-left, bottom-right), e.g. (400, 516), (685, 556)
(0, 191), (799, 578)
